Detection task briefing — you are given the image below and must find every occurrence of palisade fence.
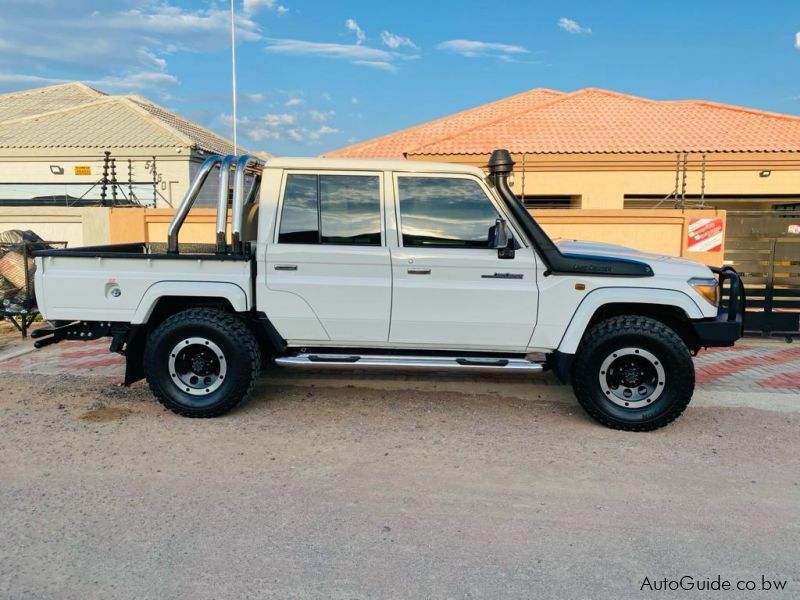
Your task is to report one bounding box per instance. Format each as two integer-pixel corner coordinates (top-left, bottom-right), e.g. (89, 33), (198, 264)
(0, 151), (172, 208)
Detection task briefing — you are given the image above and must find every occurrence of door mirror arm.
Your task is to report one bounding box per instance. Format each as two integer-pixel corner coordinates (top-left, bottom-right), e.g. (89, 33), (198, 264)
(489, 218), (515, 259)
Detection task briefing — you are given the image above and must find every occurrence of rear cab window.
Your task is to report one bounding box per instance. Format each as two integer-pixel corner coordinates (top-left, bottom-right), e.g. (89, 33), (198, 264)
(278, 173), (382, 246)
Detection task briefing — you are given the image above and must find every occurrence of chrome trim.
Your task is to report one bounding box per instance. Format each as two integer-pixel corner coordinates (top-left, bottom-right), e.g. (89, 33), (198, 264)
(167, 155), (222, 253)
(231, 154), (262, 253)
(215, 154), (237, 254)
(274, 354), (545, 374)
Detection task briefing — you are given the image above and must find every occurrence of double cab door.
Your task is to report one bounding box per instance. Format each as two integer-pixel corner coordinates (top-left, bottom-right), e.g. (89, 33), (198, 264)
(264, 169), (539, 351)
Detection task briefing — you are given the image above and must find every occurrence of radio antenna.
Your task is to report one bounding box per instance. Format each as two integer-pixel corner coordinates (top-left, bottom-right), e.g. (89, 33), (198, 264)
(230, 0), (238, 154)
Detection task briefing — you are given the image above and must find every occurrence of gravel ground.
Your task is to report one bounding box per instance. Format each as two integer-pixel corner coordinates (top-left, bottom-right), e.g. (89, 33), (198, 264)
(1, 368), (798, 599)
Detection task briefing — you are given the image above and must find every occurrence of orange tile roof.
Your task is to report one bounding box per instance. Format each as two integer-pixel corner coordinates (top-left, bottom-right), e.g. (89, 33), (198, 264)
(326, 88), (800, 157)
(324, 88), (564, 158)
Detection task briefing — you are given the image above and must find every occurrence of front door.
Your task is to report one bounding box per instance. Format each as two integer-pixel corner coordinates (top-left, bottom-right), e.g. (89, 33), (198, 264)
(389, 174), (539, 351)
(265, 171), (391, 344)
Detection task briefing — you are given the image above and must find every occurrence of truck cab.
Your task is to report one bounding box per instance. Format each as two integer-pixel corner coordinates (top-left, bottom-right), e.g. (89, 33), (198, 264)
(32, 150), (745, 430)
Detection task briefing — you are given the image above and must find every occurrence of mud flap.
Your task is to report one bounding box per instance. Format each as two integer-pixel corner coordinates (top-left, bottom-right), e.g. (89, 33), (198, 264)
(123, 326), (146, 386)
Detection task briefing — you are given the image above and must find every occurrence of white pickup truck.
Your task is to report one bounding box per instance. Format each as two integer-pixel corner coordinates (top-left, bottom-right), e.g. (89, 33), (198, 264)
(32, 150), (745, 430)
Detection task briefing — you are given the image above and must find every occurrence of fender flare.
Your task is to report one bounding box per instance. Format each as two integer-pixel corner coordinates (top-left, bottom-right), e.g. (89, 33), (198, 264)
(131, 281), (249, 324)
(556, 287), (703, 355)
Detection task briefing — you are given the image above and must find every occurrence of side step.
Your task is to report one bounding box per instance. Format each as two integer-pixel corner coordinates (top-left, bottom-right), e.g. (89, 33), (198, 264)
(274, 354), (546, 374)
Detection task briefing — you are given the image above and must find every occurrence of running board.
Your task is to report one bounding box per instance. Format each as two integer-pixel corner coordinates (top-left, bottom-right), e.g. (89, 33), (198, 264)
(274, 354), (546, 374)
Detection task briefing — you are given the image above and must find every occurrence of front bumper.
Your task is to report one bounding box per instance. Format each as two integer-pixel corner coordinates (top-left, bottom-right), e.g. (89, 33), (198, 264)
(690, 266), (746, 347)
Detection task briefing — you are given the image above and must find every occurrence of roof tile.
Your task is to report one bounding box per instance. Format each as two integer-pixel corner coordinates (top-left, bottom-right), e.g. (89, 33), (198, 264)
(324, 88), (563, 158)
(0, 82), (247, 155)
(327, 88), (800, 157)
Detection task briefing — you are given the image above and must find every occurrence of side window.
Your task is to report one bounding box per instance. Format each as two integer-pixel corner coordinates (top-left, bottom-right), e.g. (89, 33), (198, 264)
(278, 174), (318, 244)
(398, 177), (500, 248)
(278, 174), (381, 245)
(320, 175), (381, 245)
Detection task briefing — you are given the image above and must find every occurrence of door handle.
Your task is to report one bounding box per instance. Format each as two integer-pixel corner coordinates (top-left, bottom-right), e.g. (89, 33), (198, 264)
(407, 268), (431, 275)
(481, 272), (523, 279)
(274, 264), (298, 271)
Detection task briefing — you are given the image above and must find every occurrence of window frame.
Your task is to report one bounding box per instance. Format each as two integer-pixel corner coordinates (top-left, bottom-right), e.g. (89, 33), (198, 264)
(392, 172), (525, 250)
(274, 169), (386, 247)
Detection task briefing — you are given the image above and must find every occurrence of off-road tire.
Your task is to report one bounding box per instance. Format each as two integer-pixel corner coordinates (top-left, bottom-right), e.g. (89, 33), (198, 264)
(144, 308), (261, 418)
(572, 315), (694, 431)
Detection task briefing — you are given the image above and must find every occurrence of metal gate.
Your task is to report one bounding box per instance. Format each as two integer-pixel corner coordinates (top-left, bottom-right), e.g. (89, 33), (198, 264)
(724, 211), (800, 337)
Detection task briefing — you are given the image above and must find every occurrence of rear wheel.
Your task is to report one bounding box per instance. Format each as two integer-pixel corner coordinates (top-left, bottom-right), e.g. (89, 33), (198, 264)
(572, 315), (694, 431)
(144, 308), (261, 417)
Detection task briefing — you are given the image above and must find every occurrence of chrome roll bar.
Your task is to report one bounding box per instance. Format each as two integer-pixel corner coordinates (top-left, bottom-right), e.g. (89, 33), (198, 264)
(166, 154), (265, 256)
(231, 155), (261, 254)
(215, 155), (237, 254)
(167, 155), (223, 254)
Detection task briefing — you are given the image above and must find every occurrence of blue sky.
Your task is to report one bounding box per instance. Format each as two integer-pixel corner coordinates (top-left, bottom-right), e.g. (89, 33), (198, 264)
(0, 0), (798, 156)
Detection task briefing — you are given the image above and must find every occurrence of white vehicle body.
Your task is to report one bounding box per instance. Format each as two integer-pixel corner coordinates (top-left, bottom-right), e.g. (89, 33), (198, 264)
(32, 150), (745, 430)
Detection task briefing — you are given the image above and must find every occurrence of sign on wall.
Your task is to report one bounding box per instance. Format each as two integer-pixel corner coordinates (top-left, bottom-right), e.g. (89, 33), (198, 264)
(687, 217), (724, 252)
(788, 224), (800, 235)
(74, 166), (92, 176)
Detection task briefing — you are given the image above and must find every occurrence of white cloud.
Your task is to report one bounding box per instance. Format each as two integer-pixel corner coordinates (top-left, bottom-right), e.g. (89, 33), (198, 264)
(353, 60), (397, 72)
(137, 49), (167, 71)
(223, 110), (338, 144)
(796, 32), (800, 49)
(351, 97), (359, 104)
(0, 2), (265, 96)
(93, 71), (179, 91)
(0, 70), (178, 92)
(246, 92), (266, 103)
(558, 17), (591, 34)
(110, 5), (262, 43)
(243, 0), (287, 15)
(285, 97), (304, 106)
(264, 39), (392, 61)
(309, 109), (334, 122)
(437, 39), (528, 58)
(345, 18), (366, 44)
(381, 31), (417, 49)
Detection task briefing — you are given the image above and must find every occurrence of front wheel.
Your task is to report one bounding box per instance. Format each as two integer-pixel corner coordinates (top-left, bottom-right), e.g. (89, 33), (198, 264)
(572, 316), (695, 431)
(144, 308), (261, 417)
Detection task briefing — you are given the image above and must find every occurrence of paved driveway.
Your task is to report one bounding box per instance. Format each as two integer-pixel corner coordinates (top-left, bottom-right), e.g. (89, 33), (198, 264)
(2, 335), (798, 393)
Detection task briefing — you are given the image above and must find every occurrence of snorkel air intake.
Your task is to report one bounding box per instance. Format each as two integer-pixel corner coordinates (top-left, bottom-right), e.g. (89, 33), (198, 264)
(487, 149), (652, 277)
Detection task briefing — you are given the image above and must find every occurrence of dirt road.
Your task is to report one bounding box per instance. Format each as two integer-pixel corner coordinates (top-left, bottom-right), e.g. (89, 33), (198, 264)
(1, 367), (798, 599)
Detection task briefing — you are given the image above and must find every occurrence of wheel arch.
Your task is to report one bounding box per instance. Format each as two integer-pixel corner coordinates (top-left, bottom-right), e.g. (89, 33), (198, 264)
(132, 282), (249, 325)
(557, 288), (704, 356)
(125, 284), (249, 387)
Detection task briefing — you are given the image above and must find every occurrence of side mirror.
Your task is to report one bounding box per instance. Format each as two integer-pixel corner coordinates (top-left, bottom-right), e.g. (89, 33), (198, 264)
(489, 218), (515, 259)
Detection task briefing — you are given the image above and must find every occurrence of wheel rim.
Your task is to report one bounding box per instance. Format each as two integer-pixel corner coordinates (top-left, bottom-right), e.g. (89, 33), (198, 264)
(168, 337), (227, 396)
(598, 347), (665, 409)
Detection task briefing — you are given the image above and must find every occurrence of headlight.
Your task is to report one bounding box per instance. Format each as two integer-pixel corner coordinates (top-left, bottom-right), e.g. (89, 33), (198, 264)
(689, 277), (719, 306)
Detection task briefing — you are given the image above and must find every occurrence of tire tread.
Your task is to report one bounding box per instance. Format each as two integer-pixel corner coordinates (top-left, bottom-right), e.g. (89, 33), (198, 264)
(144, 308), (261, 418)
(572, 315), (694, 431)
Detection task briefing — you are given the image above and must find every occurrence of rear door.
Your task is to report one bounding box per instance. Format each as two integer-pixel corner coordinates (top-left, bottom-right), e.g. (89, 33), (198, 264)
(388, 173), (539, 351)
(265, 170), (391, 344)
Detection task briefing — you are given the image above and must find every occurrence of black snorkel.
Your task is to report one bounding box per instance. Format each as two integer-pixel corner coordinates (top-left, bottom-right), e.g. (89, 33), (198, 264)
(487, 149), (653, 277)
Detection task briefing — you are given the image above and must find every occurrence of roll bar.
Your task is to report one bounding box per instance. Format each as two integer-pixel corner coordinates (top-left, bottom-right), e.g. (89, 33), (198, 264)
(215, 155), (237, 254)
(167, 154), (264, 255)
(231, 155), (262, 254)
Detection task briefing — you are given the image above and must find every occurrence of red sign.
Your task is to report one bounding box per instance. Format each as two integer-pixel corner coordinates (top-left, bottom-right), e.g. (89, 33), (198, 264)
(687, 217), (724, 253)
